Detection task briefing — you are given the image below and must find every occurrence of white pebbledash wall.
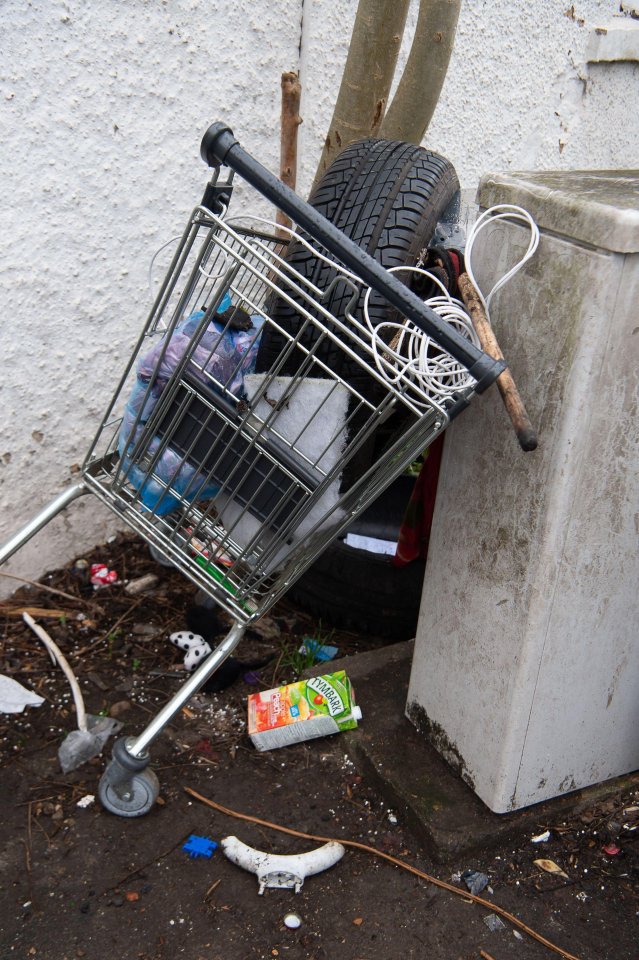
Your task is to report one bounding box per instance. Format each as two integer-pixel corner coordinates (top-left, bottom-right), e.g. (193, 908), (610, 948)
(1, 0), (637, 595)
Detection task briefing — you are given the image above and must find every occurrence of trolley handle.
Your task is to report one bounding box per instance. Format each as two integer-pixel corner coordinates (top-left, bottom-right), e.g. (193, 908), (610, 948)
(200, 122), (506, 395)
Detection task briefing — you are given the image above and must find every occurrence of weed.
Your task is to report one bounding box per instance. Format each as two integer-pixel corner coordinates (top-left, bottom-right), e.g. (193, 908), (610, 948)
(106, 628), (122, 660)
(275, 622), (337, 682)
(277, 641), (317, 681)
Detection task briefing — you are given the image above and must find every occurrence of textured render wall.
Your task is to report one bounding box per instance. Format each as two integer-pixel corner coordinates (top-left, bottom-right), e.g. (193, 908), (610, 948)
(297, 0), (639, 196)
(0, 0), (301, 595)
(1, 0), (637, 595)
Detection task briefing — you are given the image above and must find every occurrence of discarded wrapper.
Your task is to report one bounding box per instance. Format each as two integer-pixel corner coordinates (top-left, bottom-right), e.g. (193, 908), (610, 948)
(0, 675), (45, 714)
(90, 563), (118, 588)
(247, 671), (362, 751)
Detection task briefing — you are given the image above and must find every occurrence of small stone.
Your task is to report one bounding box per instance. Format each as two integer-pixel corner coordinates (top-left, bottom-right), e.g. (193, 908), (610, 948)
(125, 574), (159, 596)
(109, 700), (132, 718)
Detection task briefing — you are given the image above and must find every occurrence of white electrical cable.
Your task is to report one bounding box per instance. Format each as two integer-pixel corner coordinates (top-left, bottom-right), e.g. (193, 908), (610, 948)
(362, 205), (539, 406)
(465, 203), (540, 310)
(362, 266), (479, 408)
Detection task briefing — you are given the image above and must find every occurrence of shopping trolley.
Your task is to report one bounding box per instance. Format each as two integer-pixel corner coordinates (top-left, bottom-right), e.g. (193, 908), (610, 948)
(0, 123), (505, 816)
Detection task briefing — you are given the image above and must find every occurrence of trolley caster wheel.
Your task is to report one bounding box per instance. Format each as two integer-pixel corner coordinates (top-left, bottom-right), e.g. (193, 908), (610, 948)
(98, 763), (160, 818)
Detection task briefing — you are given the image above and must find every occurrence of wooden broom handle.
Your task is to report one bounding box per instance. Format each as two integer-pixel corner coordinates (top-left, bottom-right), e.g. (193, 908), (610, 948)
(458, 272), (538, 452)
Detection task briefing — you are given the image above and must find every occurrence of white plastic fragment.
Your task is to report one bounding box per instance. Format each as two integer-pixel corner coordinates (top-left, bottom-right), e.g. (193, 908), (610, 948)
(283, 913), (302, 929)
(76, 794), (95, 808)
(220, 836), (345, 894)
(0, 675), (44, 714)
(483, 913), (506, 932)
(531, 830), (551, 843)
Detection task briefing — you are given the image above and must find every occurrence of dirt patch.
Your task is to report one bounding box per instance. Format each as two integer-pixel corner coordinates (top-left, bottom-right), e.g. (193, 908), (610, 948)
(1, 533), (637, 959)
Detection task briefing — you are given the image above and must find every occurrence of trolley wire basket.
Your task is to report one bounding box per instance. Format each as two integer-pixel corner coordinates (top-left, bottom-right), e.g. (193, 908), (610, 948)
(0, 122), (505, 815)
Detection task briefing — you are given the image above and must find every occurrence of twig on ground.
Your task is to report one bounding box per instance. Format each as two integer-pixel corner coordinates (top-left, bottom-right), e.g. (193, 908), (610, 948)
(204, 878), (221, 901)
(0, 571), (84, 604)
(107, 830), (194, 892)
(30, 812), (53, 848)
(184, 786), (583, 960)
(1, 606), (74, 619)
(0, 738), (59, 769)
(23, 804), (34, 907)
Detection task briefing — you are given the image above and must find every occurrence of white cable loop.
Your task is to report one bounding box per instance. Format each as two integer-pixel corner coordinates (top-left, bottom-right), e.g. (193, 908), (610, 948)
(361, 206), (539, 407)
(465, 203), (540, 309)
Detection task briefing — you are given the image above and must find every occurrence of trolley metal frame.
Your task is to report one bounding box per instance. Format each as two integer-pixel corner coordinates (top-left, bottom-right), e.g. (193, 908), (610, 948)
(0, 123), (505, 816)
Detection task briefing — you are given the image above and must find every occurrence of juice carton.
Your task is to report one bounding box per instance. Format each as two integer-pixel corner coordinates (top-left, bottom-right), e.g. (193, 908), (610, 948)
(247, 670), (362, 751)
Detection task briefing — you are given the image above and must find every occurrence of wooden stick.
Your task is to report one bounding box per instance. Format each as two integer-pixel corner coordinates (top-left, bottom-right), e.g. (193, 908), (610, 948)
(458, 272), (538, 452)
(0, 606), (71, 619)
(276, 71), (302, 231)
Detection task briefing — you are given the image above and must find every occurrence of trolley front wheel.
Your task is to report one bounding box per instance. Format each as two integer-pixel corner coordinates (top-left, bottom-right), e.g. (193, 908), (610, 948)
(98, 764), (160, 818)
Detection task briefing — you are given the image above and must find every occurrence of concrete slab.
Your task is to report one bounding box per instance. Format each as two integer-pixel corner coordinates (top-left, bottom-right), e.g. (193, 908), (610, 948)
(306, 641), (639, 863)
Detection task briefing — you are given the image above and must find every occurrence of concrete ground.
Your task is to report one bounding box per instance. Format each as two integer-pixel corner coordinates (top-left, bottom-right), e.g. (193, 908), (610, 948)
(307, 641), (639, 863)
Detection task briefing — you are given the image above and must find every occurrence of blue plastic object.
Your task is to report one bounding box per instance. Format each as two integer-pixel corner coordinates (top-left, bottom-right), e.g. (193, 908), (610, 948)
(183, 835), (218, 859)
(300, 638), (339, 663)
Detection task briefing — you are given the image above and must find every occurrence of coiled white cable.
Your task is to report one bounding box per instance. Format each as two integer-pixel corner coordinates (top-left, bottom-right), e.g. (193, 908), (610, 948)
(363, 268), (479, 405)
(362, 205), (539, 406)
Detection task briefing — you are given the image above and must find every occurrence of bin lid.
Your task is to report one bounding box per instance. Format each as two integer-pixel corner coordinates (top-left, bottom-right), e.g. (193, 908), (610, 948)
(477, 170), (639, 254)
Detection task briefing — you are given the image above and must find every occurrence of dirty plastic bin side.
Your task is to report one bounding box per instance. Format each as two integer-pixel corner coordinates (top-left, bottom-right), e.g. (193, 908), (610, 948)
(406, 171), (639, 813)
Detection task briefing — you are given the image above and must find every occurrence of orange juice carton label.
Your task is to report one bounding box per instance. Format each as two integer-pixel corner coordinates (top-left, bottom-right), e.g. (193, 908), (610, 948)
(247, 671), (362, 751)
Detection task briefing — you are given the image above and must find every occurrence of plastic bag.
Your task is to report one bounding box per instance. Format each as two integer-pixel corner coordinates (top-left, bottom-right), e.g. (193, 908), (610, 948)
(58, 714), (123, 774)
(118, 303), (263, 514)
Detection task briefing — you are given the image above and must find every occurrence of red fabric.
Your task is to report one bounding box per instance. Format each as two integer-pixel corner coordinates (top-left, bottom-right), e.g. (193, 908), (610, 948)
(393, 433), (445, 567)
(448, 249), (462, 282)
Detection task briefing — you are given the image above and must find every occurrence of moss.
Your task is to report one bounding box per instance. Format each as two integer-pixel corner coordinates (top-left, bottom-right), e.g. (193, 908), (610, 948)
(406, 700), (476, 793)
